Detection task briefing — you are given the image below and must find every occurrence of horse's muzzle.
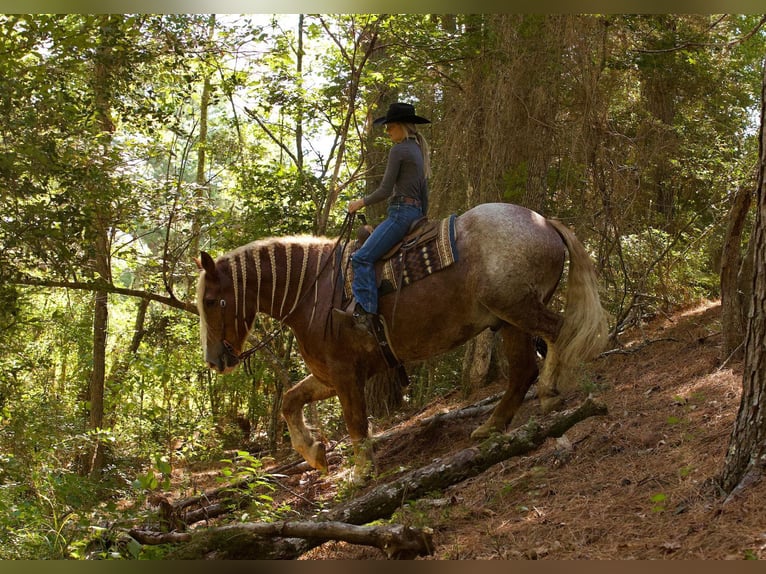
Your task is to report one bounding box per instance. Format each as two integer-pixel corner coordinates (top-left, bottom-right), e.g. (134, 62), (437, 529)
(207, 342), (241, 374)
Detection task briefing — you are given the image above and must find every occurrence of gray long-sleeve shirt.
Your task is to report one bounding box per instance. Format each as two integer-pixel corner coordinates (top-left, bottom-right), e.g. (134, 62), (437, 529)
(363, 137), (428, 214)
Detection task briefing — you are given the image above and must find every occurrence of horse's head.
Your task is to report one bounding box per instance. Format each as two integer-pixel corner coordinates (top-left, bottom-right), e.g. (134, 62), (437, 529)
(196, 251), (243, 374)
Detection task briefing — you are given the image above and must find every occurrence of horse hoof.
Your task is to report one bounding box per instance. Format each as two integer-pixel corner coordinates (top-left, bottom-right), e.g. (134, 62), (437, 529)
(470, 421), (500, 441)
(540, 395), (563, 414)
(470, 427), (490, 441)
(311, 442), (328, 474)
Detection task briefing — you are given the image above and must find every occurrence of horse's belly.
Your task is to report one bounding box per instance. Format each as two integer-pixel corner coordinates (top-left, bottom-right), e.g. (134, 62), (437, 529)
(383, 293), (496, 362)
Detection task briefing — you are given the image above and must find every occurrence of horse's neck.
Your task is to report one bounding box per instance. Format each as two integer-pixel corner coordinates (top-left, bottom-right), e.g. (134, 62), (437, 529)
(227, 238), (333, 326)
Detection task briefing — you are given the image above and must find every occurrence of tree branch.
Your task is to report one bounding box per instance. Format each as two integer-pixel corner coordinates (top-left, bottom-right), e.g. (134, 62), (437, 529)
(13, 277), (198, 314)
(327, 397), (608, 526)
(243, 107), (301, 167)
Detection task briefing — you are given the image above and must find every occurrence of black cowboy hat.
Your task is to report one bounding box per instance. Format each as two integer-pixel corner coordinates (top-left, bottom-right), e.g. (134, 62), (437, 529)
(373, 102), (431, 126)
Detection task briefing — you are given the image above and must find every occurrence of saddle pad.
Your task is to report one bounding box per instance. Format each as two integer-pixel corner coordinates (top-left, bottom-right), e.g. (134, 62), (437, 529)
(342, 214), (458, 300)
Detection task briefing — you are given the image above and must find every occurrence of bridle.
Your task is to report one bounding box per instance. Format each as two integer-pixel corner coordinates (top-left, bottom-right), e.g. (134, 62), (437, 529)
(207, 211), (358, 373)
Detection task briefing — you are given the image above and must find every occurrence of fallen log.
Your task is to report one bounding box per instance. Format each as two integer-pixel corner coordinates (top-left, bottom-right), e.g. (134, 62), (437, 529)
(374, 394), (501, 444)
(132, 520), (433, 560)
(373, 387), (540, 447)
(144, 397), (606, 559)
(325, 397), (608, 526)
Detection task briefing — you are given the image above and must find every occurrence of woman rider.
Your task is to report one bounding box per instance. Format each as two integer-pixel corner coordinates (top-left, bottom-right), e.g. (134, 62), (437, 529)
(335, 102), (432, 334)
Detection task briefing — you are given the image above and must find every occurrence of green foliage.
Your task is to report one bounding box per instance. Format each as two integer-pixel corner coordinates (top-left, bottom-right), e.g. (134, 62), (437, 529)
(133, 455), (173, 492)
(0, 450), (134, 559)
(217, 451), (291, 522)
(408, 347), (465, 408)
(650, 492), (667, 513)
(608, 227), (719, 324)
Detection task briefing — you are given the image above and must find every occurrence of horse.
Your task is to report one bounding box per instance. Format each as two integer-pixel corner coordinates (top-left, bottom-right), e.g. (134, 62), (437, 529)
(196, 202), (609, 482)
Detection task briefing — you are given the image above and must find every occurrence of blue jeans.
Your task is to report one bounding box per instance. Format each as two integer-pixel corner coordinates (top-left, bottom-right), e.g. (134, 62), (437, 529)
(351, 203), (422, 314)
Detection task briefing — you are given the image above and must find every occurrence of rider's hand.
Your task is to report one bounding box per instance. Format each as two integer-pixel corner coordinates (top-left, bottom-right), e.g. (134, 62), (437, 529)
(348, 198), (365, 213)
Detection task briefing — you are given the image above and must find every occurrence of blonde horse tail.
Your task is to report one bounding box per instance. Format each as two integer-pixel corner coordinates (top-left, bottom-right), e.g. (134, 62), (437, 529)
(547, 219), (609, 371)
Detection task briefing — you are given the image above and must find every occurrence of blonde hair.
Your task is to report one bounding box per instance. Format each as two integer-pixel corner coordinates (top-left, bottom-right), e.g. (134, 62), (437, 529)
(403, 123), (432, 179)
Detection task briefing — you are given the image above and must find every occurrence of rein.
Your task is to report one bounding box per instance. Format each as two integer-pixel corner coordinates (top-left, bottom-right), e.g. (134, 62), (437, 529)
(233, 211), (358, 372)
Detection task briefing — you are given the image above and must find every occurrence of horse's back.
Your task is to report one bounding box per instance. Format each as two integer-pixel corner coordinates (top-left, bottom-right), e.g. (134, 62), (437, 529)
(457, 203), (566, 287)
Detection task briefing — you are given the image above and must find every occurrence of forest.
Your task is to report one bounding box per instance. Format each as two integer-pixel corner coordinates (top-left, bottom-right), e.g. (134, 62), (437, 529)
(2, 13), (766, 559)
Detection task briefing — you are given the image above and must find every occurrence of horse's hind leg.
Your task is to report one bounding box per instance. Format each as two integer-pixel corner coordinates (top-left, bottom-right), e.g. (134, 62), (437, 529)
(481, 291), (564, 416)
(537, 341), (567, 413)
(471, 324), (538, 440)
(282, 374), (336, 473)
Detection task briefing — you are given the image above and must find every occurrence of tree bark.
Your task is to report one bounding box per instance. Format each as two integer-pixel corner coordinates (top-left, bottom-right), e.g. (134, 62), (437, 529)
(188, 14), (215, 295)
(316, 16), (380, 234)
(719, 56), (766, 496)
(461, 329), (496, 394)
(327, 397), (607, 526)
(720, 184), (753, 360)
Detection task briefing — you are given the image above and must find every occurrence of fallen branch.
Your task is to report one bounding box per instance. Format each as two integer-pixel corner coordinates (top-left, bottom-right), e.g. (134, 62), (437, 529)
(600, 338), (677, 357)
(374, 393), (502, 444)
(132, 520), (433, 560)
(175, 393), (507, 526)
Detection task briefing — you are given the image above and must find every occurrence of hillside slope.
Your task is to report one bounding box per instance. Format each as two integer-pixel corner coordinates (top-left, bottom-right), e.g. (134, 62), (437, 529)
(300, 300), (765, 560)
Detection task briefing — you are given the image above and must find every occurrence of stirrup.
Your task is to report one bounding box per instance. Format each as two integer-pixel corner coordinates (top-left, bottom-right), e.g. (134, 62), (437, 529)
(332, 299), (358, 319)
(333, 301), (375, 336)
(351, 306), (376, 336)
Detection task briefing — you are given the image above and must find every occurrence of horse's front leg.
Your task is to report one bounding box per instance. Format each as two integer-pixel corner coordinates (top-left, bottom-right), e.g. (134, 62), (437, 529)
(336, 377), (374, 484)
(282, 374), (336, 473)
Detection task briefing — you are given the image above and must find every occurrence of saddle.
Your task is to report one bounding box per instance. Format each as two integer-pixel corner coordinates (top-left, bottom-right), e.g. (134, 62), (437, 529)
(343, 214), (458, 300)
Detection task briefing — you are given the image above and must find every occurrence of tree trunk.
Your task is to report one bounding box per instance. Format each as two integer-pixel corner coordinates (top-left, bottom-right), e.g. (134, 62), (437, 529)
(461, 329), (495, 395)
(138, 521), (433, 560)
(295, 14), (304, 171)
(85, 15), (118, 477)
(88, 288), (108, 476)
(738, 230), (756, 329)
(719, 56), (766, 496)
(316, 17), (380, 234)
(639, 17), (680, 230)
(188, 14), (215, 294)
(720, 184), (753, 360)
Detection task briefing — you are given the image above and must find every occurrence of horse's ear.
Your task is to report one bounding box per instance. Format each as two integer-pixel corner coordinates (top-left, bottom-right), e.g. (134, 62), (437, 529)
(199, 251), (218, 279)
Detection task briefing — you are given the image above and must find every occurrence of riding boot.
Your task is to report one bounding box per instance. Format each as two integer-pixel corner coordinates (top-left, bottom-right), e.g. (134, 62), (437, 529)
(333, 298), (357, 318)
(333, 301), (375, 336)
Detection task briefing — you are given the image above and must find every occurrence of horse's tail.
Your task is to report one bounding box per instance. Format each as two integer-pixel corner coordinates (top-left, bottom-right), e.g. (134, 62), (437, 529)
(547, 219), (609, 369)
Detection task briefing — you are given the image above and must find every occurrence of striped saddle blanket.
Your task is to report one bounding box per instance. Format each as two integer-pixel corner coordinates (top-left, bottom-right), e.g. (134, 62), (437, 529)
(342, 214), (459, 300)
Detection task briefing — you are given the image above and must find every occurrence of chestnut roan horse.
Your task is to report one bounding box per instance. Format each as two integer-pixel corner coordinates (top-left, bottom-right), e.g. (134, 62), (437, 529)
(196, 203), (609, 482)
